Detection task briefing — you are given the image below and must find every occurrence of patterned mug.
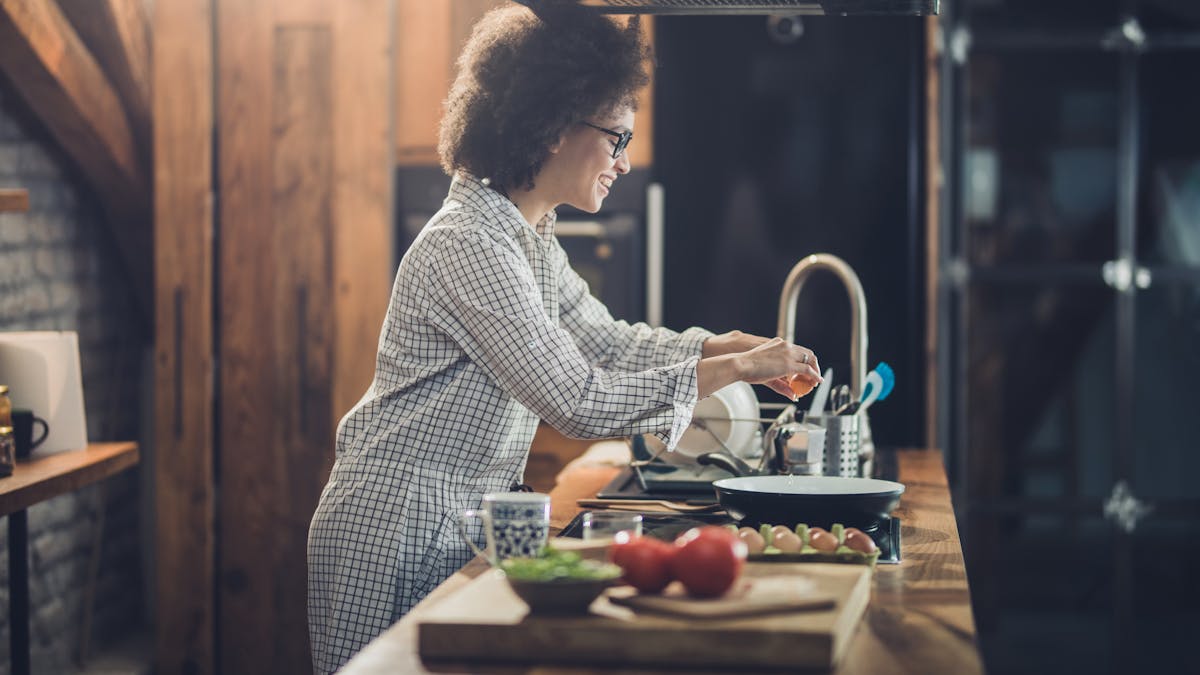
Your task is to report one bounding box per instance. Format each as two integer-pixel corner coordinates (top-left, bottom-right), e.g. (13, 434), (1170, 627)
(458, 492), (551, 565)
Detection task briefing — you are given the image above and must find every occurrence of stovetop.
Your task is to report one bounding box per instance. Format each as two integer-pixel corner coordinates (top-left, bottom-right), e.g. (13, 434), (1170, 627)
(571, 448), (903, 563)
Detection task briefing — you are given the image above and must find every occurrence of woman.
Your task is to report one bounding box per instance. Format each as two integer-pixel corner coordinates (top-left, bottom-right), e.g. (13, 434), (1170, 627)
(307, 5), (821, 671)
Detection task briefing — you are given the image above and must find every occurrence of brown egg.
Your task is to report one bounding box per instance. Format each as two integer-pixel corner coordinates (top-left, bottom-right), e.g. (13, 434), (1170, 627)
(737, 527), (766, 554)
(770, 525), (793, 541)
(772, 531), (803, 553)
(807, 527), (838, 552)
(843, 528), (877, 554)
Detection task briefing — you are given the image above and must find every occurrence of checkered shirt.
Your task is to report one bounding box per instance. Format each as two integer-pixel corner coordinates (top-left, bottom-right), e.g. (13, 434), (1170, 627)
(307, 173), (711, 673)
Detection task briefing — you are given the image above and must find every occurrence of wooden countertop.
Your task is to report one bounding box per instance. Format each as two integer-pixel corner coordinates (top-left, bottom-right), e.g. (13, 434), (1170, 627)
(341, 448), (983, 674)
(0, 442), (140, 516)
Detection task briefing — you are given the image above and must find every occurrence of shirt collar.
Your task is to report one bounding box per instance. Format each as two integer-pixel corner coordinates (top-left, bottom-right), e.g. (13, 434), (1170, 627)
(448, 173), (557, 243)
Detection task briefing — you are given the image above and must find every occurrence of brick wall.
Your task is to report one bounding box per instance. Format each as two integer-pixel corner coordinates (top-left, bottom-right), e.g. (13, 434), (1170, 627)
(0, 80), (146, 673)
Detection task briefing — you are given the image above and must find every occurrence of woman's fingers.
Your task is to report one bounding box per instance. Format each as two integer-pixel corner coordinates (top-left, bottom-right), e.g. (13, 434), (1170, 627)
(765, 377), (794, 399)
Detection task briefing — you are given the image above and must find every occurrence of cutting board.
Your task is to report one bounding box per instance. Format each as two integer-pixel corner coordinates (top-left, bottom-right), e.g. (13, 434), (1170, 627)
(417, 562), (872, 670)
(608, 576), (835, 619)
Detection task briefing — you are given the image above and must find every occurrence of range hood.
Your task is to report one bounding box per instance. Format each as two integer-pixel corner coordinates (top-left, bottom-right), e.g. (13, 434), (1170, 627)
(514, 0), (938, 16)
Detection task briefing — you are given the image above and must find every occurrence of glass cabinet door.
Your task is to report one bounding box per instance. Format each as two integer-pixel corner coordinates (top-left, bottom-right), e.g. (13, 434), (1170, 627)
(943, 1), (1200, 672)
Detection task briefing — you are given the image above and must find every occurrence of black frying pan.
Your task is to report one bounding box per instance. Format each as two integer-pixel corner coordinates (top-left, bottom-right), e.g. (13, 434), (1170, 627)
(712, 476), (905, 531)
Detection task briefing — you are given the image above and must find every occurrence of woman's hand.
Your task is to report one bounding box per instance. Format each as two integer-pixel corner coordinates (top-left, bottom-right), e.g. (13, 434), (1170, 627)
(701, 330), (771, 359)
(697, 337), (820, 400)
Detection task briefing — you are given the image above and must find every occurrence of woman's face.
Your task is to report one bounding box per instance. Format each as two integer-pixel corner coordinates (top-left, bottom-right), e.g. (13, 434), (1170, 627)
(545, 107), (634, 214)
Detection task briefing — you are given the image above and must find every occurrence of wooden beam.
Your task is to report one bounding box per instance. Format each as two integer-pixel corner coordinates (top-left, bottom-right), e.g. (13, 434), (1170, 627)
(153, 0), (215, 671)
(56, 0), (152, 163)
(0, 0), (151, 325)
(0, 188), (30, 213)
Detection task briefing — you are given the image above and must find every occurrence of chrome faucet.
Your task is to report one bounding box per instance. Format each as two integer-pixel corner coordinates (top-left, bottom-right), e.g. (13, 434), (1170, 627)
(776, 253), (868, 402)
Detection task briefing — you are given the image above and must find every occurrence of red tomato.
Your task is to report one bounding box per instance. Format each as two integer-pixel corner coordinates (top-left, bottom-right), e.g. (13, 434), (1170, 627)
(670, 526), (747, 598)
(609, 535), (675, 593)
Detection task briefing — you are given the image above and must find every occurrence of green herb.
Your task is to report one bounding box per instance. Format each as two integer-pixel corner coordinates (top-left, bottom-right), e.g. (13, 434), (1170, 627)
(500, 547), (621, 582)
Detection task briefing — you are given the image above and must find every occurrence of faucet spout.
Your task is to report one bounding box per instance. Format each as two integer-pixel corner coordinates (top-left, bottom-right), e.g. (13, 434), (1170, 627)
(776, 254), (868, 402)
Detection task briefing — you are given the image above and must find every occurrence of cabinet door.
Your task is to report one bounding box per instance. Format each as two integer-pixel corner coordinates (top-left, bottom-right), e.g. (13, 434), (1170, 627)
(153, 0), (215, 672)
(216, 1), (392, 673)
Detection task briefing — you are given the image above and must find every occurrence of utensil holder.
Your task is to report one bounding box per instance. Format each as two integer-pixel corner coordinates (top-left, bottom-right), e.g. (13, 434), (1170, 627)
(808, 414), (861, 478)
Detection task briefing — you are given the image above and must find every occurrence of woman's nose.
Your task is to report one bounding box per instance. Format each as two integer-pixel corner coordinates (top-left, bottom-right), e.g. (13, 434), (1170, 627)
(615, 150), (631, 174)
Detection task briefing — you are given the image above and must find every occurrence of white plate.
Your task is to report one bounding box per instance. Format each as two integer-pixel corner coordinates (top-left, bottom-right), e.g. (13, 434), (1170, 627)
(667, 381), (760, 462)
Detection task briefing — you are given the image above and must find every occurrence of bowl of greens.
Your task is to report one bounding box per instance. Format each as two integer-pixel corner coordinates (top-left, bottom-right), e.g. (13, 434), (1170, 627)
(499, 547), (622, 615)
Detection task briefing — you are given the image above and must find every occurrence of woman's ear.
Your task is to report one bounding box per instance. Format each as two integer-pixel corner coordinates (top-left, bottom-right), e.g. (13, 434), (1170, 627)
(548, 134), (565, 154)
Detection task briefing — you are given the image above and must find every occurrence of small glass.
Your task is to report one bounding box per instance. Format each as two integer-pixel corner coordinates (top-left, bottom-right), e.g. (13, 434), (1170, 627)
(581, 512), (643, 542)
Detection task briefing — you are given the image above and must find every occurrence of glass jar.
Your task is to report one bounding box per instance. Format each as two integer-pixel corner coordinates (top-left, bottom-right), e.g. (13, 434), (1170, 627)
(0, 384), (11, 428)
(0, 426), (14, 477)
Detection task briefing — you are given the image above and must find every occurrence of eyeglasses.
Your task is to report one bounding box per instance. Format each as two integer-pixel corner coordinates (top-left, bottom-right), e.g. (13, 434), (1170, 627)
(581, 121), (633, 159)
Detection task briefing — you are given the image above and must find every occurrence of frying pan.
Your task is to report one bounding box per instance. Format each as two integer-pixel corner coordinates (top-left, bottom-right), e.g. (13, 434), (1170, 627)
(712, 476), (905, 531)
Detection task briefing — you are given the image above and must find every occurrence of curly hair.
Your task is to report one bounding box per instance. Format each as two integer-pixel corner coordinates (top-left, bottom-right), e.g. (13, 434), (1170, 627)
(438, 3), (652, 192)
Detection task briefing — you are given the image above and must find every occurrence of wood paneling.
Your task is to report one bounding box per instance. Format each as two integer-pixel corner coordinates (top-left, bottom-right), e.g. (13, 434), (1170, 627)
(216, 1), (391, 672)
(152, 0), (215, 671)
(0, 0), (151, 320)
(626, 16), (654, 169)
(331, 0), (393, 421)
(394, 0), (451, 165)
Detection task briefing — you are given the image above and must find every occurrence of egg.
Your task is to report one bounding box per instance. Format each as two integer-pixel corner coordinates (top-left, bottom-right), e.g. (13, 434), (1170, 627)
(770, 525), (793, 541)
(772, 531), (803, 552)
(843, 528), (877, 554)
(807, 527), (838, 552)
(737, 527), (766, 554)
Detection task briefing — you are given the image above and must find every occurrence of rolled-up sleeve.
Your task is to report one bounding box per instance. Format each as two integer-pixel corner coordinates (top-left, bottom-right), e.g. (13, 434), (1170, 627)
(426, 228), (699, 449)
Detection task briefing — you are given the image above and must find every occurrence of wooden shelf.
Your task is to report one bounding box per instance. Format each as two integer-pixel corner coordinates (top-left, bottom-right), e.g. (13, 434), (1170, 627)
(0, 189), (30, 213)
(0, 442), (139, 516)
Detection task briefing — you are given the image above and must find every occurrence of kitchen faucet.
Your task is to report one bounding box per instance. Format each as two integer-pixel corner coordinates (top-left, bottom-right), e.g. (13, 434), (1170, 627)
(776, 253), (868, 403)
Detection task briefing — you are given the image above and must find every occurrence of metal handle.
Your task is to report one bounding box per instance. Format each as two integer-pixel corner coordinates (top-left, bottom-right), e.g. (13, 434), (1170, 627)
(297, 284), (309, 434)
(173, 286), (184, 440)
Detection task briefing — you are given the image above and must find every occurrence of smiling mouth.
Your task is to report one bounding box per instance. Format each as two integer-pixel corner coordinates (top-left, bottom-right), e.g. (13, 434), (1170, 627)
(599, 176), (614, 189)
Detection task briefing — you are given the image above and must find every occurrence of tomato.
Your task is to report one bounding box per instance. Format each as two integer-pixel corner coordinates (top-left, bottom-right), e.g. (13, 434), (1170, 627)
(609, 535), (675, 593)
(843, 528), (877, 554)
(670, 526), (747, 598)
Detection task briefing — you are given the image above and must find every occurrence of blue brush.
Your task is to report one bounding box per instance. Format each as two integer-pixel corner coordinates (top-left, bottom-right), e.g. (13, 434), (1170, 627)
(858, 362), (895, 412)
(875, 362), (895, 401)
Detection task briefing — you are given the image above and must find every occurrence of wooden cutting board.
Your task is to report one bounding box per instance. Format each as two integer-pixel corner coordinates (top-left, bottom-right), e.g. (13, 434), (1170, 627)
(417, 562), (872, 670)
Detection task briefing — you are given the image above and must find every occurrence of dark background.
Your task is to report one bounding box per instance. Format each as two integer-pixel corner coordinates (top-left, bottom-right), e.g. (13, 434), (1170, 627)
(653, 16), (926, 448)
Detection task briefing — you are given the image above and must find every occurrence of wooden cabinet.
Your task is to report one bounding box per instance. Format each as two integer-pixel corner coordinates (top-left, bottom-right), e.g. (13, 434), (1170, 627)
(394, 0), (654, 168)
(154, 1), (392, 673)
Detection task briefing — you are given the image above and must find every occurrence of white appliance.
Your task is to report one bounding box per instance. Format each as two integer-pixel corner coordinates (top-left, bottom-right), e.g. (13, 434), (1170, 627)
(0, 331), (88, 456)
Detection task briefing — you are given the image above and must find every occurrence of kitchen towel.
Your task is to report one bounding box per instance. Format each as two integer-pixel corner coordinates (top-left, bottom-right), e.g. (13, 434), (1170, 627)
(0, 331), (88, 456)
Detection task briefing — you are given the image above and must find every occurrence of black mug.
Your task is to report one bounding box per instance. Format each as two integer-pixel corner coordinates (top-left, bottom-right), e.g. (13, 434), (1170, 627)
(12, 409), (49, 459)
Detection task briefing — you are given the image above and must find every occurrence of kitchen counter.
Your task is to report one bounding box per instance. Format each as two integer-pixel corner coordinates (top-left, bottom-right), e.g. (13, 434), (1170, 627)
(340, 448), (983, 674)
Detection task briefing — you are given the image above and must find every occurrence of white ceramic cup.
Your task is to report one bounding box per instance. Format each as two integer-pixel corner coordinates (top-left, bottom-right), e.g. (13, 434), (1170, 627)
(458, 492), (551, 564)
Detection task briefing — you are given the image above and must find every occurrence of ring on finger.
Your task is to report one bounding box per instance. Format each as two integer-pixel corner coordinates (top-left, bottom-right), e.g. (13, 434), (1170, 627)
(801, 353), (809, 365)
